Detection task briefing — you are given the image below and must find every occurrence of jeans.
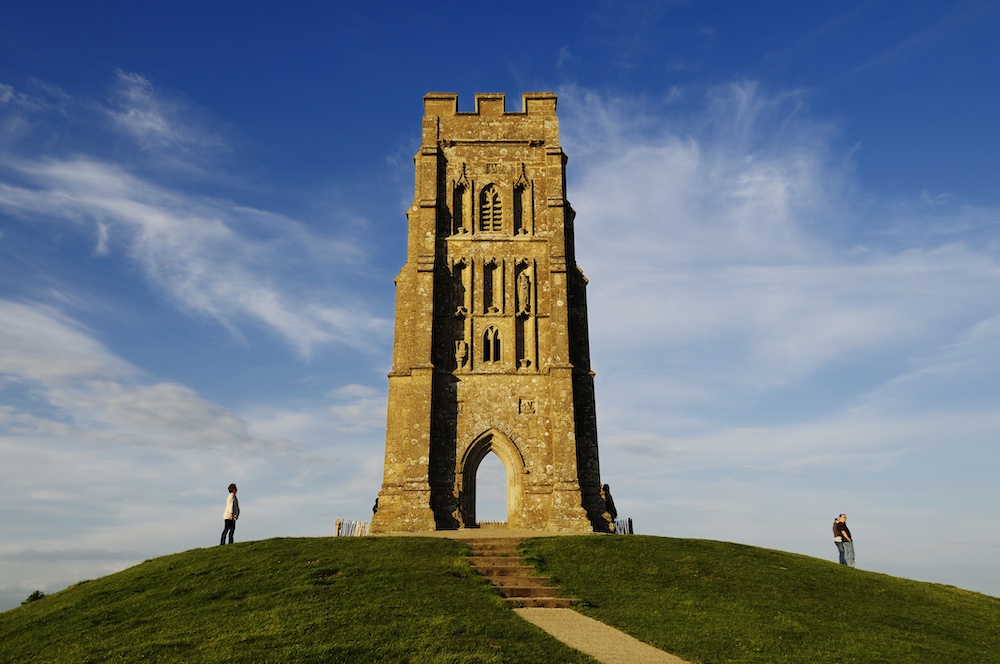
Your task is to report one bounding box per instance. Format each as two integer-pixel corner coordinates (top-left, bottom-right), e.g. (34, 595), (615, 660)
(221, 519), (236, 545)
(842, 541), (855, 567)
(835, 540), (846, 565)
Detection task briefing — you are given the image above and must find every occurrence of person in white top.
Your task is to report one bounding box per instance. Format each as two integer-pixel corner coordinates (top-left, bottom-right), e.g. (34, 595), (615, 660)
(220, 483), (240, 545)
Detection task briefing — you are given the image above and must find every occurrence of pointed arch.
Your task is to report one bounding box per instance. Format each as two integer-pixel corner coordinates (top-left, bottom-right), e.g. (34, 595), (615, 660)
(459, 429), (525, 527)
(513, 164), (532, 235)
(482, 325), (501, 363)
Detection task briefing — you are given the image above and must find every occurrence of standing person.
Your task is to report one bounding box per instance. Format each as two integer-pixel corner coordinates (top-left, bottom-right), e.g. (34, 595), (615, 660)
(601, 484), (617, 521)
(833, 514), (854, 567)
(832, 517), (846, 564)
(220, 483), (239, 545)
(601, 483), (618, 531)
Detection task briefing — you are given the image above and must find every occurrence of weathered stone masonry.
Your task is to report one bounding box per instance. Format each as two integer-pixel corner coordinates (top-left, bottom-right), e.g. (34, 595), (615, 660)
(372, 92), (610, 533)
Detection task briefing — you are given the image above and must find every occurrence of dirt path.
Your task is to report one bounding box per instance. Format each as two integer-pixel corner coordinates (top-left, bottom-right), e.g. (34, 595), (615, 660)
(514, 608), (691, 664)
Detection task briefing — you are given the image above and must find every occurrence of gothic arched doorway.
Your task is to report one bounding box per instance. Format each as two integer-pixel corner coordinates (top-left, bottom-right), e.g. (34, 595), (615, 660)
(459, 429), (524, 528)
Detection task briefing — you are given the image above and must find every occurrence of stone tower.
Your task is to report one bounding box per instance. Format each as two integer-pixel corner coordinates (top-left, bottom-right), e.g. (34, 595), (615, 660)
(372, 92), (610, 533)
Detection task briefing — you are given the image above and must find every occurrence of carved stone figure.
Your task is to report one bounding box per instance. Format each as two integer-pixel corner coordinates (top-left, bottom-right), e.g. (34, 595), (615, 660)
(517, 270), (531, 315)
(453, 164), (471, 234)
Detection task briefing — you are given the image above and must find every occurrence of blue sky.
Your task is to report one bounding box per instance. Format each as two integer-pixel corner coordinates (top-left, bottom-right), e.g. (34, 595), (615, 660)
(1, 1), (999, 609)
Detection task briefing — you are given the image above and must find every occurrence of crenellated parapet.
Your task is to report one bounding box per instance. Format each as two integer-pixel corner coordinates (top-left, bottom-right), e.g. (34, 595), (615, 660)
(423, 92), (557, 117)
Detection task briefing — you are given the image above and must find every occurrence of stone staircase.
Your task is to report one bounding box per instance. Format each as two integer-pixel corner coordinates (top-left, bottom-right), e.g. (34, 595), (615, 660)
(465, 538), (572, 609)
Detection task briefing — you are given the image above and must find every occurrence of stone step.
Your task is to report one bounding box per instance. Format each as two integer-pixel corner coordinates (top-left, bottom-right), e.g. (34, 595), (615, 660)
(465, 542), (521, 555)
(470, 548), (520, 558)
(488, 575), (551, 588)
(500, 586), (562, 598)
(506, 597), (573, 609)
(468, 554), (529, 566)
(466, 539), (573, 609)
(467, 562), (537, 577)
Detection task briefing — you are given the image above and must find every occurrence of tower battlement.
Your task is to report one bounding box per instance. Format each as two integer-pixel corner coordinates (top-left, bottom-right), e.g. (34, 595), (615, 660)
(423, 92), (557, 117)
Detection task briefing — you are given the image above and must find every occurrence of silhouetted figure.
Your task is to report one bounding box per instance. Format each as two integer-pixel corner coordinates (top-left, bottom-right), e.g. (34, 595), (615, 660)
(601, 483), (617, 522)
(220, 483), (239, 545)
(372, 498), (379, 514)
(517, 271), (531, 314)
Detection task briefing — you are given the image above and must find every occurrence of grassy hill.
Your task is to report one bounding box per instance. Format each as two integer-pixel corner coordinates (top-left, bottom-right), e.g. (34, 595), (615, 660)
(1, 535), (997, 664)
(522, 536), (1000, 663)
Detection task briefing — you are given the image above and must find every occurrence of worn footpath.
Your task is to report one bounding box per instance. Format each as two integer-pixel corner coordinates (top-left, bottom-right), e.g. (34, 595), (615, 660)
(460, 531), (691, 664)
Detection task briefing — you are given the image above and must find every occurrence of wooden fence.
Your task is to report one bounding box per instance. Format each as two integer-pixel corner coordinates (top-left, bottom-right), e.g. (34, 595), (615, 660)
(334, 519), (371, 537)
(612, 517), (634, 534)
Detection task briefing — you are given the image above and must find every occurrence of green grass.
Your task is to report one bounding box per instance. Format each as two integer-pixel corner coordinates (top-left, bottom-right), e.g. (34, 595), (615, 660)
(522, 535), (1000, 663)
(0, 538), (595, 664)
(2, 535), (998, 664)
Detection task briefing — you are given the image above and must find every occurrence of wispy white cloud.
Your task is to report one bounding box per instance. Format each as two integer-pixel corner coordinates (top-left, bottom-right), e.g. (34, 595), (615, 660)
(858, 312), (1000, 411)
(0, 80), (65, 125)
(0, 74), (391, 357)
(555, 46), (574, 70)
(0, 155), (389, 358)
(0, 299), (290, 453)
(832, 4), (997, 86)
(0, 301), (133, 383)
(327, 384), (387, 432)
(559, 83), (1000, 415)
(105, 69), (227, 171)
(0, 84), (14, 106)
(44, 381), (275, 451)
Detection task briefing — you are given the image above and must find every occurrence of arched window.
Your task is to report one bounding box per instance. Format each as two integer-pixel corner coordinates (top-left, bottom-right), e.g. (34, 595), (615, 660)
(482, 326), (501, 363)
(479, 185), (502, 232)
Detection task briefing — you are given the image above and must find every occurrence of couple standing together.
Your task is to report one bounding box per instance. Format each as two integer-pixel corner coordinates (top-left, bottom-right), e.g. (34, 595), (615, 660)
(832, 513), (854, 567)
